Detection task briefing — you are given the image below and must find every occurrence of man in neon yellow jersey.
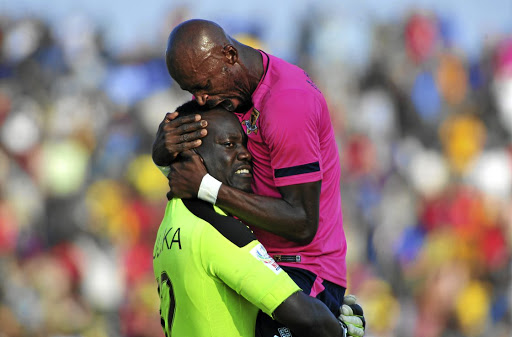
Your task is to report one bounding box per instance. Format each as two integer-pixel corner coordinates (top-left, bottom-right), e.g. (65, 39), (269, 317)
(153, 100), (362, 337)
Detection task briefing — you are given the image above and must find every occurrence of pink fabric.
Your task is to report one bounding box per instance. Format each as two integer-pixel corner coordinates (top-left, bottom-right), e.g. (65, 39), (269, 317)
(236, 51), (347, 287)
(310, 276), (326, 298)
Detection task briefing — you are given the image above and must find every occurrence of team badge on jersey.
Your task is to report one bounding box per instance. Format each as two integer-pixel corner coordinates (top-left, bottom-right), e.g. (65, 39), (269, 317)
(243, 107), (260, 135)
(250, 243), (281, 274)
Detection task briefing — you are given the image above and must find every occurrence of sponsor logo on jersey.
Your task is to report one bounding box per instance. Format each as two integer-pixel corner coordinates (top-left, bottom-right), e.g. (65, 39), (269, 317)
(243, 107), (260, 135)
(249, 243), (281, 274)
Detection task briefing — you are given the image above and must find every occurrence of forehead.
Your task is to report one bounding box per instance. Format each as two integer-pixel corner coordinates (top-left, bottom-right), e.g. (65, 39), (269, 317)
(171, 48), (223, 88)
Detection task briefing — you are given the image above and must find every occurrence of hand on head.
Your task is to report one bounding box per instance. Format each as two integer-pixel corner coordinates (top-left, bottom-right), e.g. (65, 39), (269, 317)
(161, 111), (208, 161)
(166, 149), (208, 200)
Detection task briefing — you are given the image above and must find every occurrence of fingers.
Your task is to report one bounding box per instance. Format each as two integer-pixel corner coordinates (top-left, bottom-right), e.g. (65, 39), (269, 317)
(339, 295), (366, 333)
(163, 113), (206, 137)
(341, 304), (354, 316)
(343, 294), (358, 306)
(175, 128), (207, 144)
(164, 111), (179, 123)
(176, 117), (208, 134)
(339, 311), (363, 326)
(165, 138), (203, 155)
(339, 312), (365, 337)
(347, 303), (363, 317)
(163, 113), (203, 129)
(346, 324), (365, 337)
(343, 295), (364, 316)
(162, 113), (207, 155)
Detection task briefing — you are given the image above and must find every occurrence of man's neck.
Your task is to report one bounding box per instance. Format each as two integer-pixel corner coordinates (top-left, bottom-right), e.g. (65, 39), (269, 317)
(237, 43), (265, 94)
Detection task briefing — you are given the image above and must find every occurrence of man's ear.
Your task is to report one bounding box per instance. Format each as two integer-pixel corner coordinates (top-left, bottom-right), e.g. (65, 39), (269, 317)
(222, 45), (238, 64)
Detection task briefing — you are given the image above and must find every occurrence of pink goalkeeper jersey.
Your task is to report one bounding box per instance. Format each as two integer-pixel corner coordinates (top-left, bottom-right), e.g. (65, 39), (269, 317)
(236, 51), (347, 288)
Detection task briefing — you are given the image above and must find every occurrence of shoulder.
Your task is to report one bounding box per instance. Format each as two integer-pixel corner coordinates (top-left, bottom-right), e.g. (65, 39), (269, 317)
(266, 53), (321, 93)
(264, 65), (323, 111)
(260, 88), (322, 129)
(182, 199), (256, 247)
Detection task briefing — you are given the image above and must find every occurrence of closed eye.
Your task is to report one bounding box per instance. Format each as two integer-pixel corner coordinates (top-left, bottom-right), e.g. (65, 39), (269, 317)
(198, 81), (211, 91)
(190, 80), (210, 92)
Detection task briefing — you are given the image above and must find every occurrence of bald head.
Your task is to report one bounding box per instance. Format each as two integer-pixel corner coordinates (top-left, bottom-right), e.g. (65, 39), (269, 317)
(164, 19), (264, 112)
(167, 19), (229, 51)
(166, 20), (231, 79)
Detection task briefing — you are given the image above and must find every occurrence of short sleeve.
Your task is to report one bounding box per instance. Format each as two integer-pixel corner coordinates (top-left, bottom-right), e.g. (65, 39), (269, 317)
(262, 90), (323, 187)
(201, 230), (301, 316)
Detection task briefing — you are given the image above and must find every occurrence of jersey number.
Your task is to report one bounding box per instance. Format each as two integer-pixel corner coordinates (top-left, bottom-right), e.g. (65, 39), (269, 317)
(158, 272), (176, 337)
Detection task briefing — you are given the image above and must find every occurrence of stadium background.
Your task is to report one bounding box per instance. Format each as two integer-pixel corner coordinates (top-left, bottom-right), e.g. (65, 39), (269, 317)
(0, 1), (511, 336)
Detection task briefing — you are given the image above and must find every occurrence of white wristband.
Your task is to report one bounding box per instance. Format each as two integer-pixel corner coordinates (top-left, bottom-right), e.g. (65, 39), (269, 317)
(197, 174), (222, 204)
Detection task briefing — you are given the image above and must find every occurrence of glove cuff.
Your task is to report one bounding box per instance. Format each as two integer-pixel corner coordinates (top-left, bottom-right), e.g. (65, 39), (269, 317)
(337, 319), (348, 337)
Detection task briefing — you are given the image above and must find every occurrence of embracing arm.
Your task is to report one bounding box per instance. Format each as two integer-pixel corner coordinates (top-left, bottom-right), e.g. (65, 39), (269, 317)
(167, 152), (321, 245)
(216, 181), (321, 245)
(166, 158), (322, 244)
(274, 291), (346, 337)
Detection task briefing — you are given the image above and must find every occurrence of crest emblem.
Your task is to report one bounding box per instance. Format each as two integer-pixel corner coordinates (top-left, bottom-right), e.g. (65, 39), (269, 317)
(243, 107), (260, 135)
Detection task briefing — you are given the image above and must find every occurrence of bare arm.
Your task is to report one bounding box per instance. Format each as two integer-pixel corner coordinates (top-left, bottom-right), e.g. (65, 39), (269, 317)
(216, 181), (320, 245)
(167, 153), (320, 245)
(273, 291), (345, 337)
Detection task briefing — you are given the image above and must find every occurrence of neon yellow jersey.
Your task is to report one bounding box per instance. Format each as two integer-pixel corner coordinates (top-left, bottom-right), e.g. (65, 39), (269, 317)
(153, 198), (301, 337)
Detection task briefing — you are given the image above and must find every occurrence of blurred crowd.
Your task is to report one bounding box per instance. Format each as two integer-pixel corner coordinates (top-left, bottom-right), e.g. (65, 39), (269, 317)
(0, 4), (511, 337)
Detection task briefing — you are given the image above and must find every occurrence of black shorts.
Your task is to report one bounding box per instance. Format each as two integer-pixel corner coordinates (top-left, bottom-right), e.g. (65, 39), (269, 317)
(255, 266), (346, 337)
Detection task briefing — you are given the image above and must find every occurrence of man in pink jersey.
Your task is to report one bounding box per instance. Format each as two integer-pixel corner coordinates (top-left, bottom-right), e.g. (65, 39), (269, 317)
(152, 19), (365, 337)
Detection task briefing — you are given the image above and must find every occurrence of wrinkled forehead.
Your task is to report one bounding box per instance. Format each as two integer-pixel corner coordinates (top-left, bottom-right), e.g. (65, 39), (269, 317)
(168, 50), (200, 80)
(171, 67), (204, 90)
(168, 36), (222, 71)
(169, 51), (222, 90)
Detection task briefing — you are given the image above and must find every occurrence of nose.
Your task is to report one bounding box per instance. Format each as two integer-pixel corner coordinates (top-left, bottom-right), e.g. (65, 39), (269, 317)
(237, 147), (252, 162)
(195, 93), (209, 106)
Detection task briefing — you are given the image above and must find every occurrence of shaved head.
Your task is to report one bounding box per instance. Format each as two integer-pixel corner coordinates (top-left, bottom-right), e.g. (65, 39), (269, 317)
(166, 19), (229, 53)
(164, 19), (264, 113)
(166, 19), (231, 80)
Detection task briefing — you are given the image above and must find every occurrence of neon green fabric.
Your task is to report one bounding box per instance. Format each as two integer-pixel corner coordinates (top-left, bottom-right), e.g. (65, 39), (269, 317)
(153, 198), (301, 337)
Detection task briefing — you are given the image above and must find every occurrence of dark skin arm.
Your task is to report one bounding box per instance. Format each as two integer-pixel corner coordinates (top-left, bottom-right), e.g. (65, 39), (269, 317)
(217, 181), (320, 245)
(166, 152), (320, 245)
(273, 291), (345, 337)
